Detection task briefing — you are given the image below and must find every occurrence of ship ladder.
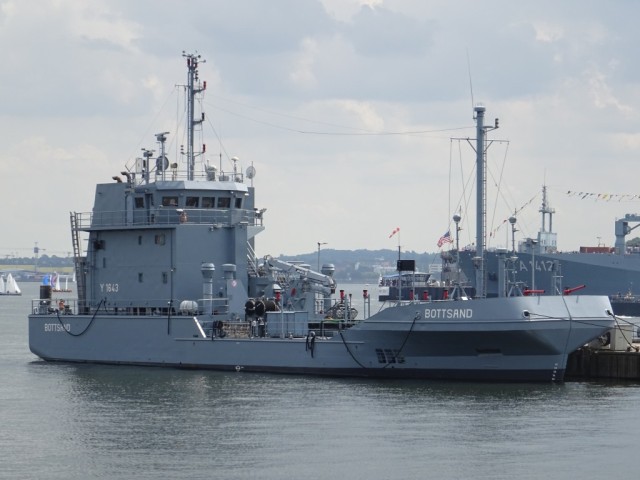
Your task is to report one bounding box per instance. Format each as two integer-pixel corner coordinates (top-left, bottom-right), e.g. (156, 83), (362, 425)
(247, 242), (260, 277)
(70, 212), (87, 310)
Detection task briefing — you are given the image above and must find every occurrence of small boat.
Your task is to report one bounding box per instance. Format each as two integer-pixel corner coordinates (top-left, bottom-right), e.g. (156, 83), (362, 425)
(377, 270), (476, 302)
(51, 272), (73, 293)
(27, 53), (614, 382)
(378, 270), (432, 302)
(1, 273), (22, 296)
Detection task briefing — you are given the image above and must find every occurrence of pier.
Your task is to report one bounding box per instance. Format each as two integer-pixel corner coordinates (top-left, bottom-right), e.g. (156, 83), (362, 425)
(566, 322), (640, 380)
(567, 348), (640, 380)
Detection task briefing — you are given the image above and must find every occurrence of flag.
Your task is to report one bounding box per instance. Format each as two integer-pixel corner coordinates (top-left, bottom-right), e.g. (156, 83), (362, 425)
(389, 227), (400, 238)
(437, 230), (453, 248)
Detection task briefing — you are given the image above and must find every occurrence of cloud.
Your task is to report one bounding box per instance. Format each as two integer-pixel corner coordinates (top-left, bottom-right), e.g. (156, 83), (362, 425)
(532, 22), (565, 43)
(343, 4), (436, 56)
(289, 38), (320, 90)
(585, 67), (633, 113)
(2, 0), (640, 257)
(64, 1), (141, 51)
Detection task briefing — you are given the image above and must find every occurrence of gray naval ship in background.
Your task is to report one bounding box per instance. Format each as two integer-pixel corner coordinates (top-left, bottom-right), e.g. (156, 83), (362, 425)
(28, 53), (615, 382)
(456, 186), (640, 316)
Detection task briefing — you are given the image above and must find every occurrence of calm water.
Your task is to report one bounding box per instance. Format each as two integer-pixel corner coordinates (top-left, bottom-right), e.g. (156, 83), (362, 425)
(2, 283), (640, 479)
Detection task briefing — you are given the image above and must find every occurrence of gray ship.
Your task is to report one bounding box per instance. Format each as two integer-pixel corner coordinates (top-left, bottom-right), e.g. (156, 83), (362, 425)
(28, 54), (614, 382)
(457, 186), (640, 315)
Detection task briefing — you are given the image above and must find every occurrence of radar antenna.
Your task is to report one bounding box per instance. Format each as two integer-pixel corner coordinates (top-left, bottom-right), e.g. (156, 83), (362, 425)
(246, 164), (256, 187)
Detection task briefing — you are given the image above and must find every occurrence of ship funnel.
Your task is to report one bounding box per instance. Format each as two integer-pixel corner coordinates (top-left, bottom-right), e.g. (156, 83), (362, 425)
(201, 263), (215, 314)
(222, 264), (236, 280)
(201, 263), (215, 279)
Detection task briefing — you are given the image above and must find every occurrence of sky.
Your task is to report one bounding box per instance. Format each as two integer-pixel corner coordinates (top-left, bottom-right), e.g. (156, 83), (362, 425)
(1, 0), (639, 260)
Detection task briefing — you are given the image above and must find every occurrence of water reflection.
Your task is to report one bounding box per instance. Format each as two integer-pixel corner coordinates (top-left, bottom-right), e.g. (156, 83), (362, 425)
(49, 365), (634, 478)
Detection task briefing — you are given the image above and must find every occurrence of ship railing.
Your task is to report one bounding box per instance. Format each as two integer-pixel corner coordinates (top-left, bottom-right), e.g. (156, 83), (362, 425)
(130, 167), (246, 185)
(31, 296), (233, 317)
(219, 321), (250, 338)
(75, 208), (260, 229)
(31, 298), (77, 315)
(196, 319), (282, 340)
(89, 297), (232, 316)
(198, 297), (230, 316)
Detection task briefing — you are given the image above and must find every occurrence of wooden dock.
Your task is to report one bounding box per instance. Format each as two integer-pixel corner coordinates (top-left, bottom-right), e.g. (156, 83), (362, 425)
(564, 321), (640, 380)
(567, 346), (640, 380)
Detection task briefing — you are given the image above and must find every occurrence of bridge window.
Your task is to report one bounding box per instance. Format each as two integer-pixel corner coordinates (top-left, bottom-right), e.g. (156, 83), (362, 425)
(186, 196), (199, 207)
(235, 197), (242, 208)
(162, 196), (178, 207)
(202, 197), (215, 208)
(218, 197), (231, 208)
(134, 197), (144, 208)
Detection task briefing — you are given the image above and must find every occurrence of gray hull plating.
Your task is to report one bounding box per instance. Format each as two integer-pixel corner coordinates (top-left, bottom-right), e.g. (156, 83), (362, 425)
(459, 250), (640, 299)
(29, 295), (613, 382)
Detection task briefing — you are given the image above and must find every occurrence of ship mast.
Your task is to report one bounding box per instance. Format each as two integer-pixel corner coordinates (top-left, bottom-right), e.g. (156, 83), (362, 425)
(539, 185), (554, 233)
(473, 105), (498, 298)
(536, 185), (557, 254)
(183, 52), (206, 181)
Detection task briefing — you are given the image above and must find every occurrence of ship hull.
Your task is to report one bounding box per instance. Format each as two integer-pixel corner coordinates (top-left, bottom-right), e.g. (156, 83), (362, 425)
(28, 295), (613, 382)
(459, 250), (640, 313)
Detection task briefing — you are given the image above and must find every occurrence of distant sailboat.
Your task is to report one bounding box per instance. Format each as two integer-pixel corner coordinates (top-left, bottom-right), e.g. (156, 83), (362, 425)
(1, 273), (22, 296)
(52, 271), (73, 293)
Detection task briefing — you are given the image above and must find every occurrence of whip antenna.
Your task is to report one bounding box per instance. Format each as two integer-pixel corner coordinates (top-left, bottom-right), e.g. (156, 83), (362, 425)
(466, 49), (475, 117)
